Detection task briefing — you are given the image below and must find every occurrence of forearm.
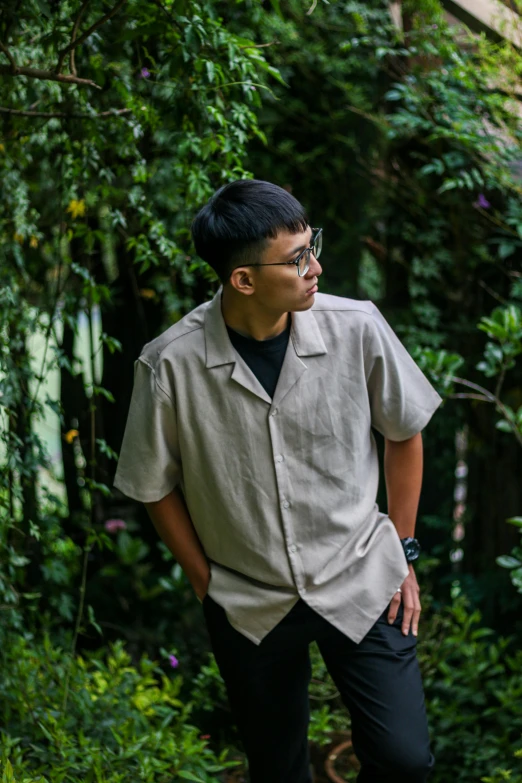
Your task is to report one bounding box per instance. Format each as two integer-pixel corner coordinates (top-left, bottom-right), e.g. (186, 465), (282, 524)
(383, 432), (423, 538)
(144, 488), (210, 600)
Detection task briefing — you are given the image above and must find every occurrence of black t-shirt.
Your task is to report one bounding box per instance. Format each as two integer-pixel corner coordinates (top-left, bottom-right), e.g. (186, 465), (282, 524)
(226, 315), (291, 399)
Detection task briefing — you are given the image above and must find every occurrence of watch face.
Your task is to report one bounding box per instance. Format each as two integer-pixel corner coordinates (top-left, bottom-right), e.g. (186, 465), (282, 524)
(403, 538), (421, 561)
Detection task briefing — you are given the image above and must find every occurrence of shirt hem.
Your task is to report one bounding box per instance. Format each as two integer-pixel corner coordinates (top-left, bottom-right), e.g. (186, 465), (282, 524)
(112, 476), (178, 503)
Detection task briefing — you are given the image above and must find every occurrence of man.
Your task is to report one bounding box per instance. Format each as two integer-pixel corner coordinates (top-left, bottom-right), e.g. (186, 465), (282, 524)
(114, 179), (442, 783)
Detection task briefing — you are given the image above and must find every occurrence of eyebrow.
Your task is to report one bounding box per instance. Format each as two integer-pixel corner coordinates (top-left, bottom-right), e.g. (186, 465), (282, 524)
(286, 231), (313, 259)
(286, 243), (306, 259)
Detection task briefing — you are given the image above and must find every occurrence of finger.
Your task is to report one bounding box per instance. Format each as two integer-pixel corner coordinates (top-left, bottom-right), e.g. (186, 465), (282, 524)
(387, 593), (402, 624)
(402, 603), (414, 636)
(411, 602), (422, 637)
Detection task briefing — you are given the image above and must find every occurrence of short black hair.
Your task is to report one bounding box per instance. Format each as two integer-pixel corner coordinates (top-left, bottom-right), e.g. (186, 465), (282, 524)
(191, 179), (308, 283)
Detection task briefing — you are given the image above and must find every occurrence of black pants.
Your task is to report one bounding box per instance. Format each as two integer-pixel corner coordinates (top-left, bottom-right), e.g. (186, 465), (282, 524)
(203, 596), (434, 783)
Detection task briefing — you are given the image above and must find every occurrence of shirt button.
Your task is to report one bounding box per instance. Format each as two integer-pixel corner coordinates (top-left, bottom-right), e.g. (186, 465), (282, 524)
(275, 455), (284, 463)
(271, 409), (278, 417)
(289, 545), (297, 553)
(282, 500), (290, 509)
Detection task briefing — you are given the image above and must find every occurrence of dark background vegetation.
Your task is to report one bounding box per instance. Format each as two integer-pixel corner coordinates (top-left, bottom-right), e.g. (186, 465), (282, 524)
(2, 0), (522, 781)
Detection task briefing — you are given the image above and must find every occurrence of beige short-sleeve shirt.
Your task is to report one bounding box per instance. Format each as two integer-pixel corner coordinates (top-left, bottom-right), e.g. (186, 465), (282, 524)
(114, 290), (442, 645)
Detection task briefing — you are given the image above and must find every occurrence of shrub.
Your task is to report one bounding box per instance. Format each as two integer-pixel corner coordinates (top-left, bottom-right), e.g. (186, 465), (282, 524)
(418, 591), (522, 782)
(481, 744), (522, 782)
(0, 635), (238, 783)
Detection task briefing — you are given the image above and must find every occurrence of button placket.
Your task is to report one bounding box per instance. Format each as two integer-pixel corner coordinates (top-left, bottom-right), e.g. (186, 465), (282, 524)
(268, 409), (304, 589)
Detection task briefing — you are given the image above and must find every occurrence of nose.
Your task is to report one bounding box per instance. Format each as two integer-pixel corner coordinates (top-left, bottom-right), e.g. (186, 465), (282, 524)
(306, 251), (322, 279)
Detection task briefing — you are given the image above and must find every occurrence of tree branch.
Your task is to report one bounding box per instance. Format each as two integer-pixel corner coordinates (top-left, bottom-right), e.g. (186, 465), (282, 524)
(149, 0), (184, 33)
(56, 0), (128, 74)
(449, 375), (522, 448)
(238, 40), (279, 49)
(0, 106), (131, 119)
(449, 375), (497, 402)
(0, 40), (17, 71)
(0, 64), (101, 88)
(447, 393), (492, 402)
(70, 0), (92, 77)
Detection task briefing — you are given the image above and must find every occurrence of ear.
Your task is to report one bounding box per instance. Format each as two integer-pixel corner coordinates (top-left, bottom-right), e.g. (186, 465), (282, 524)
(229, 267), (256, 296)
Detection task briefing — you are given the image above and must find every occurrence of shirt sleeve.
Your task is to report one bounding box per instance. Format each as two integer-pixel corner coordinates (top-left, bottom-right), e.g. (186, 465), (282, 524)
(364, 304), (443, 441)
(113, 358), (182, 502)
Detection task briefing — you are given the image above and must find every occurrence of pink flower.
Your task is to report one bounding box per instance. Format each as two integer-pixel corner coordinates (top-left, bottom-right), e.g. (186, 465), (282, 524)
(473, 193), (491, 209)
(140, 67), (150, 79)
(199, 734), (211, 740)
(104, 519), (126, 534)
(169, 654), (179, 668)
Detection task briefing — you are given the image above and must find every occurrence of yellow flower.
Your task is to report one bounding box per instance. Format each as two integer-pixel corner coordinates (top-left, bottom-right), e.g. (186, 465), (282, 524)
(13, 232), (24, 244)
(139, 288), (156, 299)
(64, 429), (79, 444)
(29, 236), (38, 249)
(66, 199), (86, 219)
(0, 144), (5, 153)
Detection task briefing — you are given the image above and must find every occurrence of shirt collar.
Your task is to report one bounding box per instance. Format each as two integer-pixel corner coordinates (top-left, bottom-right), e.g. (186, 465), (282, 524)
(204, 287), (328, 369)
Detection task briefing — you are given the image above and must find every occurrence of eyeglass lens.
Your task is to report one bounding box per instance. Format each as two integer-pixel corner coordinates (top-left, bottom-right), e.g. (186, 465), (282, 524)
(298, 230), (322, 276)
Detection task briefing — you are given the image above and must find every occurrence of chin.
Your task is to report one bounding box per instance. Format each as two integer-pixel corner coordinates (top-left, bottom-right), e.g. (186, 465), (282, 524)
(291, 296), (315, 312)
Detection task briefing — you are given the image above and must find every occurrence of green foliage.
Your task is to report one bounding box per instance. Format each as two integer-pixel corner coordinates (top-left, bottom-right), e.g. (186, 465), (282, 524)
(0, 0), (280, 655)
(416, 294), (522, 602)
(497, 516), (522, 595)
(417, 590), (522, 782)
(0, 636), (238, 783)
(481, 744), (522, 783)
(3, 4), (522, 781)
(477, 305), (522, 383)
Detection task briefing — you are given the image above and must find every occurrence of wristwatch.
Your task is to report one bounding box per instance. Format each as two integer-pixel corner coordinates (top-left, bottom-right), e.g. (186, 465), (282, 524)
(400, 536), (421, 563)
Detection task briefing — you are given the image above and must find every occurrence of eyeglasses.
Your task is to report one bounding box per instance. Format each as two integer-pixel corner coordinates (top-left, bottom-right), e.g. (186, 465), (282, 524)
(231, 227), (323, 278)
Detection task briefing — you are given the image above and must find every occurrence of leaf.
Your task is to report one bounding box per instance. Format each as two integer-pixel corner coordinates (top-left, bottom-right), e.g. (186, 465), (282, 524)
(385, 89), (403, 101)
(85, 479), (112, 497)
(511, 567), (522, 588)
(436, 179), (458, 195)
(177, 773), (205, 782)
(507, 517), (522, 528)
(96, 438), (119, 461)
(496, 555), (522, 569)
(205, 61), (215, 83)
(2, 759), (15, 783)
(92, 385), (115, 403)
(87, 605), (103, 637)
(101, 332), (122, 354)
(499, 242), (516, 260)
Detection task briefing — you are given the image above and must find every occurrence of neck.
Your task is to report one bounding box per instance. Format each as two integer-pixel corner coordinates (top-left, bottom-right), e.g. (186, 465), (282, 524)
(221, 285), (289, 341)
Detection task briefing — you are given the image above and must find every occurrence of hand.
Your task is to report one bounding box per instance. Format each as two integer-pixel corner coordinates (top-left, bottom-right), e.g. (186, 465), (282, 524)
(387, 563), (421, 637)
(194, 570), (211, 603)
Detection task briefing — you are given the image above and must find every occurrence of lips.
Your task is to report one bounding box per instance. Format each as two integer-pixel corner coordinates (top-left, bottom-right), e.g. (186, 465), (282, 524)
(306, 284), (318, 295)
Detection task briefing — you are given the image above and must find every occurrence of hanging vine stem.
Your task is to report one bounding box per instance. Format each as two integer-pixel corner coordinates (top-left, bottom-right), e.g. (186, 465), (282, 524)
(69, 0), (92, 77)
(55, 0), (127, 74)
(62, 121), (100, 710)
(26, 259), (66, 419)
(62, 257), (97, 713)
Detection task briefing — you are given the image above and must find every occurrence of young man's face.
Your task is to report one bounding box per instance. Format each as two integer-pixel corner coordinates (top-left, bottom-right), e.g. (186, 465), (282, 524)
(232, 226), (323, 313)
